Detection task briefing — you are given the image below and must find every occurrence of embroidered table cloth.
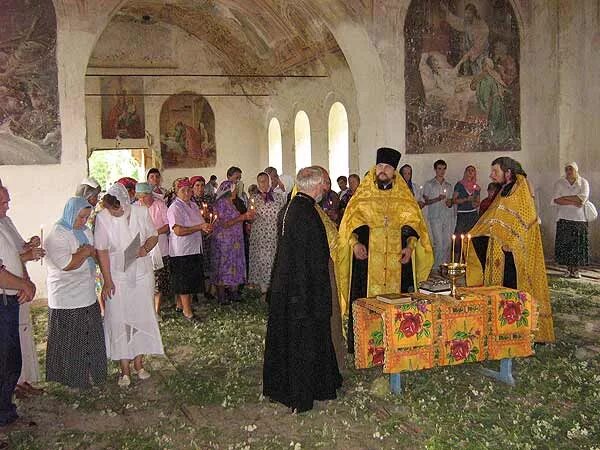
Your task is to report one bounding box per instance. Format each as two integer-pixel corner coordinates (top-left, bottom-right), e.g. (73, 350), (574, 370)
(353, 286), (538, 373)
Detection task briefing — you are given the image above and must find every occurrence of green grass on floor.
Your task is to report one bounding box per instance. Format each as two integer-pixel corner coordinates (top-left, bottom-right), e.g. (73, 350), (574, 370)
(4, 277), (600, 449)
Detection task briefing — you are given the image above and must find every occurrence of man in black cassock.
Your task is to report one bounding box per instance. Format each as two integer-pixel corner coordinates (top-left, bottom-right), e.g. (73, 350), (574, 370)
(263, 166), (342, 413)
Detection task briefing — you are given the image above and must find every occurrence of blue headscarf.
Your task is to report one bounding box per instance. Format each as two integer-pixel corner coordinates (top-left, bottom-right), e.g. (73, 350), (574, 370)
(57, 197), (95, 272)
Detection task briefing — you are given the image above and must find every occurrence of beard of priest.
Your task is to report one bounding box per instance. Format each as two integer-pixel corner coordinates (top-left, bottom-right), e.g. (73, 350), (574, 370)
(466, 157), (555, 342)
(336, 148), (434, 354)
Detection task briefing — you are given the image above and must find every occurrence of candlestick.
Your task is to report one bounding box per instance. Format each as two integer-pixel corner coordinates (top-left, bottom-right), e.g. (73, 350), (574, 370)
(451, 234), (456, 264)
(40, 225), (44, 266)
(466, 233), (471, 263)
(459, 234), (465, 264)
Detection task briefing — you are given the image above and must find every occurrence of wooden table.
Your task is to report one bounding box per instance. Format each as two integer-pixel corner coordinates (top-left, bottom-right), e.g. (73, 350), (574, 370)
(352, 287), (538, 394)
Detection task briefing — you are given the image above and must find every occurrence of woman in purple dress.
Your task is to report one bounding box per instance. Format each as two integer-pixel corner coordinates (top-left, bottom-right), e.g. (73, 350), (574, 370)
(212, 181), (255, 303)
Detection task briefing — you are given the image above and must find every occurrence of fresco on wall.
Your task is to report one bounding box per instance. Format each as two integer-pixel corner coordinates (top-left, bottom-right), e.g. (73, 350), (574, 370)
(160, 94), (216, 168)
(0, 0), (60, 165)
(405, 0), (520, 153)
(101, 76), (145, 139)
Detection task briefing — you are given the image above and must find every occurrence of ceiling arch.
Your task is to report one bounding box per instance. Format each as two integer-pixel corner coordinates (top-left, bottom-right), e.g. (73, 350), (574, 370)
(101, 0), (345, 75)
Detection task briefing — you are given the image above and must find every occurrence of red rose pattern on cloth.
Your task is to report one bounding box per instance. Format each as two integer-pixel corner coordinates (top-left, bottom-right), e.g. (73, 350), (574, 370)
(353, 286), (539, 374)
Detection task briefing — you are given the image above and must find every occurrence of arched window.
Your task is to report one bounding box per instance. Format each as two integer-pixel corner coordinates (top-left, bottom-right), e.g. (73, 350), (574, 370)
(328, 102), (349, 184)
(294, 111), (311, 174)
(268, 117), (282, 174)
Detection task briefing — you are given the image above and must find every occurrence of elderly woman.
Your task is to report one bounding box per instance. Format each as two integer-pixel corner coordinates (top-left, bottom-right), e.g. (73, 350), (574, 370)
(95, 184), (164, 387)
(212, 181), (255, 303)
(45, 197), (107, 389)
(167, 178), (213, 319)
(136, 182), (171, 315)
(117, 177), (138, 204)
(248, 172), (286, 293)
(75, 177), (101, 208)
(553, 162), (592, 278)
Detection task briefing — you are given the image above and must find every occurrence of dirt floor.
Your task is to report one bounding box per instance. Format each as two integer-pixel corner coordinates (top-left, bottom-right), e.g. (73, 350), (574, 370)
(2, 275), (600, 449)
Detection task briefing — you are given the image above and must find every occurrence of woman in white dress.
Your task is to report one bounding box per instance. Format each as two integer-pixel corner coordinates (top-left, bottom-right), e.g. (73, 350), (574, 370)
(95, 183), (164, 387)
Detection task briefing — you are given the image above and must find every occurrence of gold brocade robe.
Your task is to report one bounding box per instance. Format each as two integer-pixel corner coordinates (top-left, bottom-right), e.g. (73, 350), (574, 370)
(466, 175), (555, 342)
(336, 169), (434, 317)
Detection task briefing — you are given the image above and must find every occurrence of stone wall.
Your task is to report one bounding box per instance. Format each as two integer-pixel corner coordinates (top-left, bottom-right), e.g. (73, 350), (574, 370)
(0, 0), (597, 298)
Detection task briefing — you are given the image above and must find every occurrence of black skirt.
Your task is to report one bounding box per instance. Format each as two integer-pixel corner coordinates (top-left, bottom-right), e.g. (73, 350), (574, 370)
(555, 219), (589, 267)
(170, 254), (204, 294)
(154, 256), (172, 295)
(46, 302), (107, 389)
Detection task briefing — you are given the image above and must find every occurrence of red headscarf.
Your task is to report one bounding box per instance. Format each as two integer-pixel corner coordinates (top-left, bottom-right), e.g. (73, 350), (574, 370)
(117, 177), (137, 191)
(459, 166), (480, 195)
(190, 176), (205, 187)
(176, 177), (191, 190)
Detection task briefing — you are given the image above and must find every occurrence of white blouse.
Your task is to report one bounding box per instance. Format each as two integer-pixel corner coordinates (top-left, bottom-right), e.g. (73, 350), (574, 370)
(45, 224), (96, 309)
(552, 177), (590, 222)
(94, 205), (157, 281)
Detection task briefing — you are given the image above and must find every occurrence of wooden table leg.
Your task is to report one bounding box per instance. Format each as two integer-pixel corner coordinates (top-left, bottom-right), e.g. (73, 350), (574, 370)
(480, 358), (515, 386)
(390, 373), (402, 394)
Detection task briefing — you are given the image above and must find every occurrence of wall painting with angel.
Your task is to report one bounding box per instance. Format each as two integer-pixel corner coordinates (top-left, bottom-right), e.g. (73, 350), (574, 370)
(405, 0), (520, 153)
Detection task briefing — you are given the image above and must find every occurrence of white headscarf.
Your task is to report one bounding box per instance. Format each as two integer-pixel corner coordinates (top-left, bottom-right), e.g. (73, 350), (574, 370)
(564, 162), (580, 185)
(107, 182), (131, 216)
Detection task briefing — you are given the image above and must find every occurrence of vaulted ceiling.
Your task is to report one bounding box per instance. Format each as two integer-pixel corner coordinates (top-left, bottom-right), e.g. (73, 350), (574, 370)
(107, 0), (346, 75)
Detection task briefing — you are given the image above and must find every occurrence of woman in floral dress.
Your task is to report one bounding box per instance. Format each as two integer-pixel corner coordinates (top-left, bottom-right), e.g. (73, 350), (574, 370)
(212, 181), (255, 303)
(248, 172), (287, 293)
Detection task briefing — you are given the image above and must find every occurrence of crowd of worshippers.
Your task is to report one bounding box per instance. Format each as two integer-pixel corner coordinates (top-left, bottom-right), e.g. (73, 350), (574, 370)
(0, 148), (593, 422)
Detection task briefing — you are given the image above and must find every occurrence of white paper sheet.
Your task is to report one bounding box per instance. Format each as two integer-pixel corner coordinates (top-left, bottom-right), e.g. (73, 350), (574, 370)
(124, 233), (140, 272)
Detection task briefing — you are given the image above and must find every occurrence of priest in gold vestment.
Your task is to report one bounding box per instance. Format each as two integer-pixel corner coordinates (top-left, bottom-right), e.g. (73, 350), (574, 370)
(466, 157), (555, 342)
(336, 148), (434, 352)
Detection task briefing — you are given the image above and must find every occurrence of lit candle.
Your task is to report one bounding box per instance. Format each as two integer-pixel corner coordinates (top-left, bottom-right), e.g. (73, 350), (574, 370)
(40, 224), (44, 266)
(459, 234), (465, 264)
(250, 198), (255, 210)
(209, 213), (213, 223)
(212, 214), (218, 224)
(451, 234), (456, 264)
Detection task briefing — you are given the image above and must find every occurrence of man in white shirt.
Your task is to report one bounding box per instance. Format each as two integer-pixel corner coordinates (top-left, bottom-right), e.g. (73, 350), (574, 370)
(0, 186), (38, 427)
(422, 159), (455, 272)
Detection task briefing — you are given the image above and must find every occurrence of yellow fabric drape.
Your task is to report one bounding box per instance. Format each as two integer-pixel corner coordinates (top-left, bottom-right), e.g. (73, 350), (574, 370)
(465, 174), (555, 342)
(336, 168), (434, 319)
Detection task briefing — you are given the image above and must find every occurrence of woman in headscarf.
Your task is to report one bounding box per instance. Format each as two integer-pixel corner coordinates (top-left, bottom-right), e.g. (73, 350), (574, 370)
(400, 164), (424, 208)
(452, 165), (481, 259)
(248, 172), (286, 293)
(136, 182), (171, 316)
(167, 178), (213, 319)
(116, 177), (138, 204)
(552, 162), (591, 278)
(212, 181), (255, 303)
(190, 175), (214, 299)
(45, 197), (107, 389)
(75, 177), (101, 208)
(95, 183), (164, 387)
